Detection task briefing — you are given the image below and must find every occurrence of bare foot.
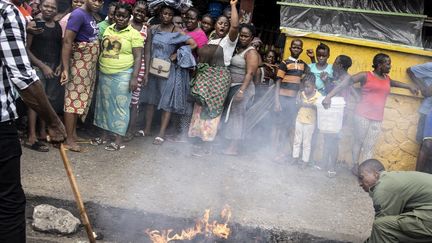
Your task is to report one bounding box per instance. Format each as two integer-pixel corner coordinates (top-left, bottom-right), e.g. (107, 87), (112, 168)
(64, 139), (81, 152)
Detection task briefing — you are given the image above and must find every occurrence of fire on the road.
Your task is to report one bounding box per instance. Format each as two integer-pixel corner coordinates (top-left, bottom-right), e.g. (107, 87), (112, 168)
(146, 205), (232, 243)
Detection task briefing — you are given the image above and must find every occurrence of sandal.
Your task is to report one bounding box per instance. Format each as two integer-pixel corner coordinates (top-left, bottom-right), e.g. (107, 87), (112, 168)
(104, 142), (125, 151)
(314, 165), (322, 171)
(152, 136), (165, 145)
(134, 130), (146, 137)
(24, 140), (49, 152)
(327, 171), (337, 178)
(90, 137), (107, 146)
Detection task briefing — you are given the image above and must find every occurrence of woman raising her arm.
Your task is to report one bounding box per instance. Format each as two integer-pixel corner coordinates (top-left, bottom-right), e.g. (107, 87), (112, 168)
(188, 0), (239, 156)
(322, 53), (418, 175)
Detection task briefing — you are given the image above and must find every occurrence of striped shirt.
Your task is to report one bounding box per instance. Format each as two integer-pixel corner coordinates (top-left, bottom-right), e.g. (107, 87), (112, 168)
(276, 57), (308, 91)
(0, 0), (39, 122)
(131, 24), (148, 106)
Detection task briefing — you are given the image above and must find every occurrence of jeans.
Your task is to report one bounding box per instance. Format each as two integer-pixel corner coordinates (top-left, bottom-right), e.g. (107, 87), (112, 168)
(0, 121), (26, 243)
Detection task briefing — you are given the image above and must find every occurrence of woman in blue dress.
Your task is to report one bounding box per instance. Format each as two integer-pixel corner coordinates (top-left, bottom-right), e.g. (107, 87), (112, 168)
(140, 4), (197, 145)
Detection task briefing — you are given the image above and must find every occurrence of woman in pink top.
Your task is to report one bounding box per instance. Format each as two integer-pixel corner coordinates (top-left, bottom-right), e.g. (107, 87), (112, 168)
(323, 53), (418, 175)
(184, 8), (208, 49)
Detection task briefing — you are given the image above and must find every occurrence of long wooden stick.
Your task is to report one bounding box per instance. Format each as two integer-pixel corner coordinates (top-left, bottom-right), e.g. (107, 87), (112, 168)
(59, 143), (96, 243)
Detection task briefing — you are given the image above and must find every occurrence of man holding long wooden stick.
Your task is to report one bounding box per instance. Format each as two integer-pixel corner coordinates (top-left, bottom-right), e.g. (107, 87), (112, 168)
(0, 0), (66, 241)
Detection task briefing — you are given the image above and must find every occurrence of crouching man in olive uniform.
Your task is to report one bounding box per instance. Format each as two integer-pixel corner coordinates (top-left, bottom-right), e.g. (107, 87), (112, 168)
(358, 159), (432, 243)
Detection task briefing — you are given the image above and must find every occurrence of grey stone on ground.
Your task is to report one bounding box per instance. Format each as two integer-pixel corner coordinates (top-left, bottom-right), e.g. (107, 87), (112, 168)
(32, 204), (81, 235)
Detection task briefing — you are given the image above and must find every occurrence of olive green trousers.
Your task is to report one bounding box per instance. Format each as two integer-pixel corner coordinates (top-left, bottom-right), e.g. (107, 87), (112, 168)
(366, 210), (432, 243)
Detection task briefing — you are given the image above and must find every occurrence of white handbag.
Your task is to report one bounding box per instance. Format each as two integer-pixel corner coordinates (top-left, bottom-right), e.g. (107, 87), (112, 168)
(149, 58), (171, 78)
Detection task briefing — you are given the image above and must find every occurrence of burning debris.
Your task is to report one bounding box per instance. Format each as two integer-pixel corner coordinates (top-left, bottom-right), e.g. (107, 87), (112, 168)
(146, 205), (232, 243)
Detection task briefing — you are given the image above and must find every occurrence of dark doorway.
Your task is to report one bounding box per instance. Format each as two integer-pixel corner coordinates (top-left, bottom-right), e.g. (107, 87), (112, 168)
(252, 0), (283, 57)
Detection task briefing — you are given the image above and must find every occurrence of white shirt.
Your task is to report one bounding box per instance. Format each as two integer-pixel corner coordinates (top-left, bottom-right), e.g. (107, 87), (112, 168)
(208, 35), (238, 67)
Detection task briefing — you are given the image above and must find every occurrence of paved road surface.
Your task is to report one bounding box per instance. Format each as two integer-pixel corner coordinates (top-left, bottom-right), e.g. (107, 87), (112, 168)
(21, 135), (373, 242)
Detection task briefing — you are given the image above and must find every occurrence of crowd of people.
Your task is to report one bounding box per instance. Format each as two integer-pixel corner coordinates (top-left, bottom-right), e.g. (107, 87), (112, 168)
(1, 0), (432, 242)
(10, 0), (432, 176)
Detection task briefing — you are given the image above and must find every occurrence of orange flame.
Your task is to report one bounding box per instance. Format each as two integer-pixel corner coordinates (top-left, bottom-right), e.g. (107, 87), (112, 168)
(146, 205), (232, 243)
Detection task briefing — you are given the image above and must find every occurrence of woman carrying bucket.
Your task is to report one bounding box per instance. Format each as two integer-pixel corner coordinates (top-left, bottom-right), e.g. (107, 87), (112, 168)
(322, 53), (419, 176)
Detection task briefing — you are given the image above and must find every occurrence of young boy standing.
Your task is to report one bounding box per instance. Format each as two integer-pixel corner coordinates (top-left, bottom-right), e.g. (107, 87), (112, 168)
(292, 75), (321, 168)
(273, 39), (310, 162)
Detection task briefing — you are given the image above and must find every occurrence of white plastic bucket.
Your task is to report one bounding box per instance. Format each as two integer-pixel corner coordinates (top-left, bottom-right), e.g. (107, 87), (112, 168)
(316, 96), (346, 133)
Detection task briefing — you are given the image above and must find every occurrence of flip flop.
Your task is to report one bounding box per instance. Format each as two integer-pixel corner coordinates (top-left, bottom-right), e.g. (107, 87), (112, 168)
(104, 142), (125, 151)
(327, 171), (337, 178)
(24, 141), (49, 152)
(90, 137), (107, 146)
(314, 165), (323, 171)
(134, 130), (146, 137)
(152, 136), (165, 145)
